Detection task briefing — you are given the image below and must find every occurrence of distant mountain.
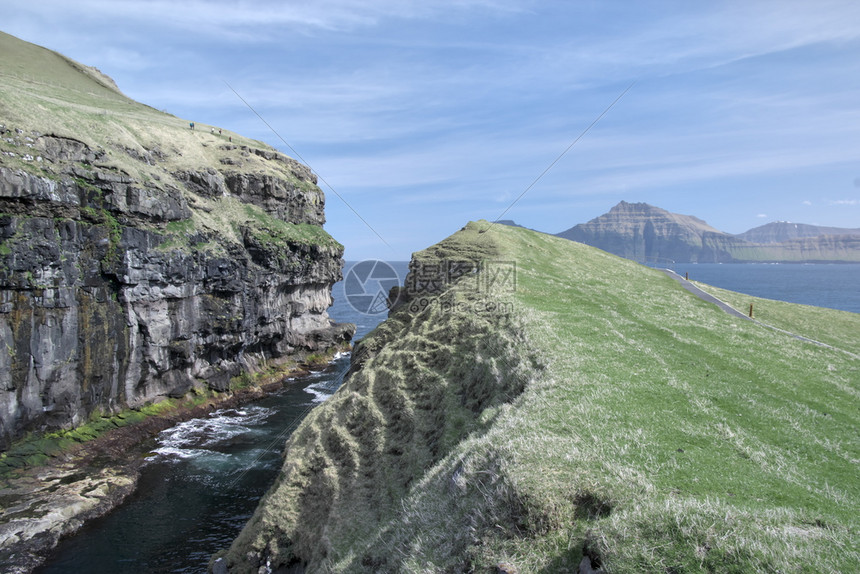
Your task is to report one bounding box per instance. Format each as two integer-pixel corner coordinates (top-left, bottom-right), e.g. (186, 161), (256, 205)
(556, 201), (738, 264)
(556, 201), (860, 263)
(735, 221), (860, 244)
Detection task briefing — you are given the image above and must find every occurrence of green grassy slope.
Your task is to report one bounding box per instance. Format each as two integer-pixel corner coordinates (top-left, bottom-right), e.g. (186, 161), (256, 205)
(484, 224), (859, 571)
(0, 30), (257, 171)
(691, 282), (860, 352)
(226, 222), (859, 573)
(0, 30), (322, 205)
(0, 31), (336, 250)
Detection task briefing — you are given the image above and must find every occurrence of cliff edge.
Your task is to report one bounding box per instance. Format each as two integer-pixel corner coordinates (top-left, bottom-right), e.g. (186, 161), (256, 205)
(0, 31), (353, 449)
(221, 221), (858, 572)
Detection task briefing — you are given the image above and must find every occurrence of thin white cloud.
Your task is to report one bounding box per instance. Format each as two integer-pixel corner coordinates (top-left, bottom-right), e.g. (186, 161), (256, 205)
(3, 0), (530, 38)
(522, 1), (860, 87)
(4, 0), (860, 259)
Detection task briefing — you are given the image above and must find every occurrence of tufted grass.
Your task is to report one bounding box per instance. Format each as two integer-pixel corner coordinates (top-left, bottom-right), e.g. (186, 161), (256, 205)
(225, 221), (859, 573)
(475, 224), (859, 572)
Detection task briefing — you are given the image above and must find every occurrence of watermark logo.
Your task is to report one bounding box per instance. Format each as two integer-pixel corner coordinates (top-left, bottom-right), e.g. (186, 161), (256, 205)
(344, 259), (517, 316)
(403, 260), (516, 294)
(407, 295), (515, 316)
(344, 260), (401, 315)
(480, 260), (516, 293)
(403, 259), (517, 315)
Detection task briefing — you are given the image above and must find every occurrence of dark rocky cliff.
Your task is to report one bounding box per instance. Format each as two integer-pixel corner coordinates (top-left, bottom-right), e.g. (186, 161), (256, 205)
(0, 33), (353, 449)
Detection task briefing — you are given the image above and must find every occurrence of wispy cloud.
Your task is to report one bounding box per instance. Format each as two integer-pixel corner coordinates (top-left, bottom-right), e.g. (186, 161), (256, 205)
(3, 0), (860, 257)
(5, 0), (530, 38)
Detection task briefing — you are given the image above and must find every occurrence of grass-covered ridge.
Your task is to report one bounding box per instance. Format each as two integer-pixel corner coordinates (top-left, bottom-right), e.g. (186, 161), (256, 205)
(1, 30), (276, 179)
(225, 223), (858, 572)
(0, 31), (333, 251)
(481, 223), (859, 571)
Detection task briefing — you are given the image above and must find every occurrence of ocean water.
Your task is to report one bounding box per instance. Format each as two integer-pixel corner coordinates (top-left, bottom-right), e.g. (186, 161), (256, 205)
(671, 263), (860, 314)
(333, 260), (411, 339)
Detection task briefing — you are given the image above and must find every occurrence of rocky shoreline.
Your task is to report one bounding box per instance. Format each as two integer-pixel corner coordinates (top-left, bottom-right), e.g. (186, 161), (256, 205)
(0, 366), (329, 574)
(0, 33), (357, 573)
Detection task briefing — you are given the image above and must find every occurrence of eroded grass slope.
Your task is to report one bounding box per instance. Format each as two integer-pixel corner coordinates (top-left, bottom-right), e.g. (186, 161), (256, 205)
(225, 224), (543, 571)
(225, 222), (859, 573)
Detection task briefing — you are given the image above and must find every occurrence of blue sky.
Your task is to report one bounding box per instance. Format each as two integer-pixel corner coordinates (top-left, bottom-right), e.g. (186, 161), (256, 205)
(3, 1), (859, 260)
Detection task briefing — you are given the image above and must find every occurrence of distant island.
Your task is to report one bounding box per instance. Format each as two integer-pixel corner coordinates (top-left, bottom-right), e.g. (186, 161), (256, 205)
(536, 201), (860, 264)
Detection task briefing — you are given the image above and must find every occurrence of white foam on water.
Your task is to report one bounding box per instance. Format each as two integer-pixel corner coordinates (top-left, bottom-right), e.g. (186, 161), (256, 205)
(303, 384), (330, 403)
(151, 446), (212, 460)
(153, 405), (276, 461)
(303, 380), (340, 403)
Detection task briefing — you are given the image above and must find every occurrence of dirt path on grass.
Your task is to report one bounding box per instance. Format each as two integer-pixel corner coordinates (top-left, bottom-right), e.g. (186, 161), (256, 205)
(661, 269), (859, 360)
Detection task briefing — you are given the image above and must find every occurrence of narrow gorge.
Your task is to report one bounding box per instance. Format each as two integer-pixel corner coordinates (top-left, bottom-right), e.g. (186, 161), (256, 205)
(0, 32), (353, 449)
(3, 31), (859, 574)
(0, 32), (353, 571)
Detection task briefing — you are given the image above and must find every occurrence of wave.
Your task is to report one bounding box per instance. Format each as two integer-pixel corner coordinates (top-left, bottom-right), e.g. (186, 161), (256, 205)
(151, 446), (214, 460)
(303, 378), (341, 403)
(153, 405), (276, 461)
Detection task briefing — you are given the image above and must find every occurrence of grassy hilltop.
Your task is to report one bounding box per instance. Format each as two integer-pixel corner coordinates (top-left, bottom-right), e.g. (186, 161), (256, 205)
(225, 221), (859, 572)
(0, 30), (332, 250)
(1, 29), (261, 174)
(1, 31), (348, 454)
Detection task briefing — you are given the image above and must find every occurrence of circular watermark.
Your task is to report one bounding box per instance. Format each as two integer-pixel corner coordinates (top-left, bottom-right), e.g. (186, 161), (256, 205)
(344, 260), (401, 315)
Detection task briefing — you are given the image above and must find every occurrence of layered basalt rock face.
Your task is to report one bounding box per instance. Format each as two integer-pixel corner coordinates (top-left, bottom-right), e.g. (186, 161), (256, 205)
(0, 32), (353, 449)
(557, 201), (860, 263)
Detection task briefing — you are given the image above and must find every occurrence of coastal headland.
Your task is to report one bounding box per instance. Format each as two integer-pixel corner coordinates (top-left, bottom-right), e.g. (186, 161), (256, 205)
(220, 221), (859, 572)
(0, 31), (352, 572)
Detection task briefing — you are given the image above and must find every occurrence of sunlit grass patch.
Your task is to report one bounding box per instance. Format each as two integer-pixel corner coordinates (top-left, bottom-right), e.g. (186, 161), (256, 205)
(692, 281), (860, 352)
(226, 225), (859, 572)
